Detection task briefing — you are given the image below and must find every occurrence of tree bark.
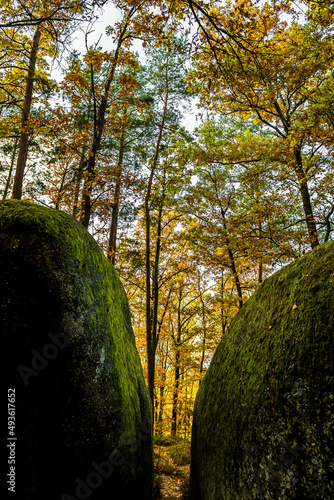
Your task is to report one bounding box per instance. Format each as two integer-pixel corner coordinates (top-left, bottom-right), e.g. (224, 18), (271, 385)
(220, 210), (243, 307)
(171, 290), (182, 436)
(294, 145), (319, 249)
(145, 92), (168, 404)
(55, 166), (68, 210)
(80, 8), (136, 228)
(3, 135), (19, 199)
(171, 347), (180, 435)
(214, 176), (243, 309)
(220, 222), (243, 309)
(72, 147), (87, 218)
(324, 206), (334, 242)
(156, 289), (171, 432)
(254, 191), (264, 283)
(151, 202), (163, 349)
(11, 26), (40, 199)
(220, 268), (227, 337)
(157, 339), (168, 435)
(199, 285), (207, 383)
(258, 249), (263, 284)
(227, 245), (243, 309)
(107, 128), (125, 264)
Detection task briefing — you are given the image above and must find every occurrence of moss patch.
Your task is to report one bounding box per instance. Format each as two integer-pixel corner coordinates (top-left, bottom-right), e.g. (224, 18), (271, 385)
(0, 200), (152, 500)
(189, 241), (334, 500)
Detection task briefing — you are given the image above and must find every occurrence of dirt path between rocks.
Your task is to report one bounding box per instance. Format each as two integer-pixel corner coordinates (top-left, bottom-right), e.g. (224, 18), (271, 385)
(154, 444), (190, 500)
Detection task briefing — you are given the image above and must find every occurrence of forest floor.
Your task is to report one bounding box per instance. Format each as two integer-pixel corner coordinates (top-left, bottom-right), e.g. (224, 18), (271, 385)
(153, 436), (191, 500)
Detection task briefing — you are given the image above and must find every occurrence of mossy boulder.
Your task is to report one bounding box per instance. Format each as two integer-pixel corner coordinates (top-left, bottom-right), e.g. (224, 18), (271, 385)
(189, 241), (334, 500)
(0, 200), (152, 500)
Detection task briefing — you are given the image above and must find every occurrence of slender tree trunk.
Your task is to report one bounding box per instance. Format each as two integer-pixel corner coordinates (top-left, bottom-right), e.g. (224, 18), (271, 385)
(157, 341), (168, 435)
(145, 201), (163, 406)
(324, 206), (334, 242)
(226, 244), (243, 308)
(158, 348), (167, 435)
(171, 292), (182, 436)
(198, 274), (207, 382)
(258, 254), (263, 283)
(3, 135), (19, 199)
(254, 191), (264, 283)
(258, 220), (263, 283)
(80, 166), (94, 228)
(294, 146), (319, 249)
(11, 26), (41, 199)
(221, 268), (227, 337)
(215, 182), (243, 308)
(156, 291), (171, 434)
(55, 167), (68, 210)
(171, 348), (180, 435)
(199, 330), (206, 381)
(107, 128), (125, 264)
(152, 202), (163, 347)
(148, 202), (165, 422)
(145, 92), (168, 404)
(199, 288), (207, 383)
(154, 394), (159, 425)
(80, 8), (135, 228)
(158, 384), (165, 434)
(72, 147), (87, 218)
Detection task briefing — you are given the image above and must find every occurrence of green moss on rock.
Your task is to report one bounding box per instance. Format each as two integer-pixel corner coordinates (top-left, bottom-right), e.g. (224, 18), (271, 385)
(189, 241), (334, 500)
(0, 200), (152, 500)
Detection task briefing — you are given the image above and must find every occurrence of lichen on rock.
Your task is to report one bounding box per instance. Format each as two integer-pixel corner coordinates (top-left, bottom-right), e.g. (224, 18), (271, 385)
(189, 241), (334, 500)
(1, 200), (152, 500)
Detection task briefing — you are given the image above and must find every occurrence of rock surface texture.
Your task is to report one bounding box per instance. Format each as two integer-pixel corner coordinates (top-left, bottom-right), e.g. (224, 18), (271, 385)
(1, 200), (152, 500)
(189, 241), (334, 500)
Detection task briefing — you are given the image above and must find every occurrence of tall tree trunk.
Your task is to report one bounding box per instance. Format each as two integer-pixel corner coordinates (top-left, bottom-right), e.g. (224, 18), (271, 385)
(3, 135), (19, 199)
(221, 268), (227, 337)
(199, 284), (207, 383)
(11, 26), (40, 199)
(171, 347), (180, 435)
(257, 205), (263, 284)
(156, 291), (171, 434)
(55, 166), (68, 210)
(171, 291), (182, 436)
(107, 128), (125, 264)
(294, 145), (319, 249)
(215, 179), (243, 308)
(148, 202), (165, 423)
(324, 206), (334, 242)
(198, 273), (207, 381)
(145, 92), (168, 404)
(157, 344), (167, 435)
(80, 8), (136, 228)
(72, 147), (87, 218)
(199, 328), (206, 382)
(158, 384), (165, 434)
(226, 243), (243, 309)
(258, 234), (263, 283)
(152, 202), (163, 348)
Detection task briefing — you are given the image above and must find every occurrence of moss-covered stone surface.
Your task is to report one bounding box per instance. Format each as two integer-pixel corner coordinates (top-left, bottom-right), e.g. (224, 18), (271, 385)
(189, 241), (334, 500)
(0, 200), (152, 500)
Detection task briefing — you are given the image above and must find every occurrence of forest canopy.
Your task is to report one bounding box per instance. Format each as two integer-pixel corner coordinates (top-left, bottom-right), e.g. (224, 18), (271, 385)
(1, 0), (333, 437)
